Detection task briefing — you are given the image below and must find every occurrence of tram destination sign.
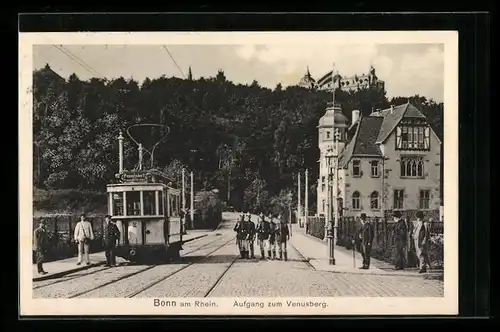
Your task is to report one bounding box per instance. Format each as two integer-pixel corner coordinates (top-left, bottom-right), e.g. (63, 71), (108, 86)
(119, 171), (151, 183)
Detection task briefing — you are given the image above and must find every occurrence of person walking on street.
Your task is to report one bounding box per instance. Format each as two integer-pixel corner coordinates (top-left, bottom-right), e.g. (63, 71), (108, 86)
(276, 213), (290, 261)
(33, 219), (48, 275)
(357, 213), (375, 269)
(246, 212), (256, 259)
(256, 212), (270, 260)
(413, 211), (431, 273)
(268, 214), (277, 260)
(103, 215), (120, 267)
(393, 210), (407, 270)
(234, 212), (249, 259)
(74, 214), (94, 265)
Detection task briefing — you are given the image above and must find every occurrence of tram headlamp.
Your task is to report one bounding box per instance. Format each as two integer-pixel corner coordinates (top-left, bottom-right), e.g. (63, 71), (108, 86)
(129, 249), (136, 257)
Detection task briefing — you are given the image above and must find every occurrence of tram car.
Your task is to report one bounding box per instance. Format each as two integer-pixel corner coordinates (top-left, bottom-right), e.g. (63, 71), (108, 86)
(106, 130), (183, 263)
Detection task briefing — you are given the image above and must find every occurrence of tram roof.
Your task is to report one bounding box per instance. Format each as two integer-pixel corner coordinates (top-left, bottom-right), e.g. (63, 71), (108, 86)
(110, 168), (178, 188)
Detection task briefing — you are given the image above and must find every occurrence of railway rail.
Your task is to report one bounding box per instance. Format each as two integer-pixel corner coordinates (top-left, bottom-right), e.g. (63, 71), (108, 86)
(33, 235), (225, 291)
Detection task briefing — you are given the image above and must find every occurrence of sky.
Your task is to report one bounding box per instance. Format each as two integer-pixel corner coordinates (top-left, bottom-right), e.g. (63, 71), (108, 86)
(33, 43), (444, 102)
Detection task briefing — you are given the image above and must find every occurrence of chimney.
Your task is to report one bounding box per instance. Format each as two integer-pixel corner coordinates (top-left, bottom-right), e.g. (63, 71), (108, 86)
(352, 110), (360, 125)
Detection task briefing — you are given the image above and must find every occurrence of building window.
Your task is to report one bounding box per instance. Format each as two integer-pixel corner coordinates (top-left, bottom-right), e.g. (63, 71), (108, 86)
(352, 160), (361, 177)
(321, 176), (325, 192)
(400, 156), (424, 178)
(394, 189), (404, 209)
(352, 191), (361, 210)
(419, 189), (430, 209)
(370, 191), (379, 210)
(396, 124), (430, 151)
(326, 131), (331, 139)
(371, 161), (379, 177)
(322, 199), (325, 213)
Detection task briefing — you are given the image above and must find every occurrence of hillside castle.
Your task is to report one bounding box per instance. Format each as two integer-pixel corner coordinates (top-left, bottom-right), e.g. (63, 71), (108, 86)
(298, 65), (385, 93)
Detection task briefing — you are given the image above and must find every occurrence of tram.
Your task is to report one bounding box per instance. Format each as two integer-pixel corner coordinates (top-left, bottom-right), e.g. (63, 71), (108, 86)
(106, 126), (183, 263)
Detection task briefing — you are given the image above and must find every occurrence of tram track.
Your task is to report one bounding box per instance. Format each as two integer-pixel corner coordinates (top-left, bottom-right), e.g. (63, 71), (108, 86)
(34, 235), (224, 292)
(202, 255), (238, 297)
(126, 236), (236, 298)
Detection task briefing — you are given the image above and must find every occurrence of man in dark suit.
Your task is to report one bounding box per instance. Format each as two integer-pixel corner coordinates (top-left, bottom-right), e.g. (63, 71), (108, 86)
(393, 210), (408, 270)
(413, 211), (431, 273)
(246, 213), (256, 259)
(358, 213), (375, 269)
(33, 219), (48, 275)
(103, 215), (120, 267)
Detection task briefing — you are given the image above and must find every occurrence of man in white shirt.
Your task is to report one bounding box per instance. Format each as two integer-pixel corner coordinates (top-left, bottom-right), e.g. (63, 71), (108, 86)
(74, 214), (94, 265)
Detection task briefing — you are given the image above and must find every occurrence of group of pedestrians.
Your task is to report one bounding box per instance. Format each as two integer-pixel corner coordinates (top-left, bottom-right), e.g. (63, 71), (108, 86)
(233, 211), (291, 261)
(355, 210), (432, 273)
(33, 214), (121, 275)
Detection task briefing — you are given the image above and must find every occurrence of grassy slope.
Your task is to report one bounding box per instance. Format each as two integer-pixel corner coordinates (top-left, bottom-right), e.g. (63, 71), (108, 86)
(33, 188), (108, 217)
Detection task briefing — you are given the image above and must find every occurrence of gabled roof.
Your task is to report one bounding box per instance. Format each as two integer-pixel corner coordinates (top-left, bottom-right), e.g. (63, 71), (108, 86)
(371, 102), (426, 144)
(339, 116), (384, 168)
(338, 102), (428, 168)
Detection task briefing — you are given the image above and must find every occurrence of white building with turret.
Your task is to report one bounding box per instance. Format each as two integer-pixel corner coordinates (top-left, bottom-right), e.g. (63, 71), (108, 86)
(316, 101), (442, 221)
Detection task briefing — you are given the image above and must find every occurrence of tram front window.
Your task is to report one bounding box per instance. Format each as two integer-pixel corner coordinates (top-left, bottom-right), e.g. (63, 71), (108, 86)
(126, 191), (141, 216)
(112, 193), (124, 216)
(143, 191), (156, 216)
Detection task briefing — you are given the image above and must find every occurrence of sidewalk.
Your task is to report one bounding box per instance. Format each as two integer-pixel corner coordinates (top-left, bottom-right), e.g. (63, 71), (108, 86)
(290, 225), (443, 278)
(32, 232), (210, 281)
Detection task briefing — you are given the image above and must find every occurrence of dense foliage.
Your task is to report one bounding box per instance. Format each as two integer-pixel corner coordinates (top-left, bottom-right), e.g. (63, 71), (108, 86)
(33, 64), (443, 212)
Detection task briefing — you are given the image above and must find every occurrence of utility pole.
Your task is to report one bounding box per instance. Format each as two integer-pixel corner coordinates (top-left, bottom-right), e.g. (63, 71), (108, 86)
(297, 172), (301, 226)
(182, 168), (186, 234)
(305, 168), (309, 226)
(190, 171), (194, 229)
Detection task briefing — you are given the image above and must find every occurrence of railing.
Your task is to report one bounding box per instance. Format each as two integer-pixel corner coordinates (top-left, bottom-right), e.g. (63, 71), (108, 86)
(32, 215), (106, 263)
(306, 215), (444, 268)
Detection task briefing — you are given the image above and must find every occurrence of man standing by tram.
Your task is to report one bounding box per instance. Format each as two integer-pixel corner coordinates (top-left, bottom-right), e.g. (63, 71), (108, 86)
(33, 219), (48, 275)
(103, 215), (121, 267)
(255, 212), (270, 260)
(74, 214), (95, 265)
(234, 211), (249, 259)
(246, 212), (256, 259)
(276, 212), (291, 261)
(357, 213), (374, 269)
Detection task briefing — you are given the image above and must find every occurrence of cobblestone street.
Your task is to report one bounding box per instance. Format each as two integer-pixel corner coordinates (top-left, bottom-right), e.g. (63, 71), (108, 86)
(32, 213), (443, 298)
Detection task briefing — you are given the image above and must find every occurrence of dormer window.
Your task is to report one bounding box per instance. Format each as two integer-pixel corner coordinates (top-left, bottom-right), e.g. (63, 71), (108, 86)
(396, 120), (430, 151)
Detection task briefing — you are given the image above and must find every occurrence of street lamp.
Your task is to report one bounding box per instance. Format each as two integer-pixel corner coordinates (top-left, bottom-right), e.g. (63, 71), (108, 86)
(325, 150), (336, 265)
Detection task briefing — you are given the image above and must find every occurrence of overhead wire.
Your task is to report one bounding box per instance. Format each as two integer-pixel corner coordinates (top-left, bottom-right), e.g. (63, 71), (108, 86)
(52, 45), (105, 79)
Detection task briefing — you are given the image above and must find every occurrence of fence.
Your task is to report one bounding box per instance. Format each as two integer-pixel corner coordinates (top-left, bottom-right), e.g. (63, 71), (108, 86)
(306, 215), (444, 269)
(32, 215), (106, 263)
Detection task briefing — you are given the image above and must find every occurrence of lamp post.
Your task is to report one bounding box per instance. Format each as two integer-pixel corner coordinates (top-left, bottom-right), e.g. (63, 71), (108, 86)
(333, 128), (341, 247)
(325, 151), (335, 265)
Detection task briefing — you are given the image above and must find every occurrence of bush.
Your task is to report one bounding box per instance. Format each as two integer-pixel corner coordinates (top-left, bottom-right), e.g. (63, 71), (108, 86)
(34, 188), (107, 215)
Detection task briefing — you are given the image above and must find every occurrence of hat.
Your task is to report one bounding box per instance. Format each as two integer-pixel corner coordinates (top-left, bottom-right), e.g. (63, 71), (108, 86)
(105, 214), (112, 219)
(393, 210), (402, 218)
(360, 213), (367, 219)
(416, 211), (424, 219)
(38, 219), (46, 224)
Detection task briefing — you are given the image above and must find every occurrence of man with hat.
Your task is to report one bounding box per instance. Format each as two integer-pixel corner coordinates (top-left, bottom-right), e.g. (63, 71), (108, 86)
(255, 212), (270, 260)
(267, 213), (278, 260)
(357, 213), (375, 269)
(413, 211), (431, 273)
(233, 211), (249, 258)
(103, 215), (121, 267)
(245, 212), (256, 259)
(393, 210), (408, 270)
(33, 219), (49, 275)
(276, 212), (291, 261)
